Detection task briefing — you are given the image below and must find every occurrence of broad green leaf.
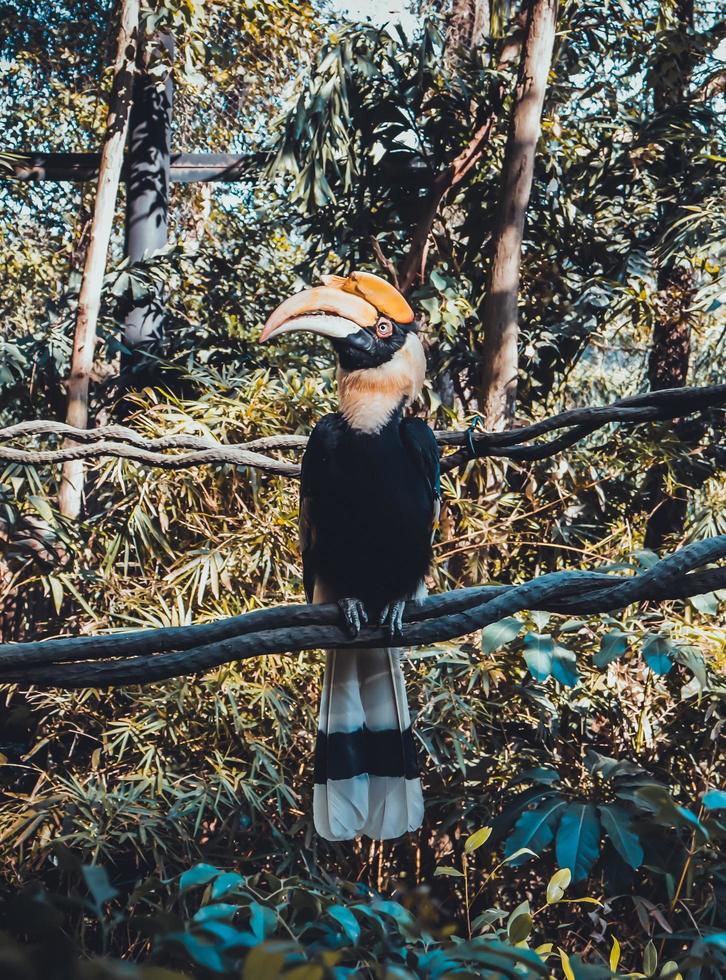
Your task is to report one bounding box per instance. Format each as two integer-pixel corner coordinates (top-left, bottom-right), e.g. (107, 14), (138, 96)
(192, 904), (241, 924)
(504, 798), (567, 863)
(280, 963), (324, 980)
(464, 826), (492, 853)
(508, 911), (532, 944)
(28, 495), (53, 522)
(546, 868), (571, 904)
(523, 633), (554, 681)
(434, 866), (465, 877)
(165, 932), (225, 973)
(531, 611), (550, 630)
(514, 767), (561, 785)
(82, 865), (118, 908)
(702, 789), (726, 810)
(555, 803), (601, 883)
(644, 940), (658, 977)
(211, 871), (245, 899)
(594, 630), (630, 668)
(284, 966), (325, 980)
(328, 905), (361, 944)
(642, 634), (674, 675)
(551, 643), (579, 687)
(481, 617), (522, 654)
(635, 786), (709, 842)
(599, 804), (644, 869)
(243, 944), (286, 980)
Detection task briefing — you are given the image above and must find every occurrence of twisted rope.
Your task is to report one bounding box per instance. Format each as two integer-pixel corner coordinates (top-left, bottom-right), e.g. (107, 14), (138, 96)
(0, 384), (723, 477)
(1, 536), (723, 689)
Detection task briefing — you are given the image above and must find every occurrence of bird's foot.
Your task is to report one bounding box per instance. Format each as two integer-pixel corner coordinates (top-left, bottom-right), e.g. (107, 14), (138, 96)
(378, 600), (406, 639)
(338, 598), (368, 638)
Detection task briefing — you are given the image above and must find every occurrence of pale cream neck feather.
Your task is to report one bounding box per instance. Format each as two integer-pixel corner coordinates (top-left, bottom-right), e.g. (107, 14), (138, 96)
(336, 332), (426, 434)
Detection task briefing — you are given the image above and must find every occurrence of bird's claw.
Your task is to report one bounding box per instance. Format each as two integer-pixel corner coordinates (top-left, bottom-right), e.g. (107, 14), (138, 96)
(379, 600), (406, 639)
(338, 598), (368, 638)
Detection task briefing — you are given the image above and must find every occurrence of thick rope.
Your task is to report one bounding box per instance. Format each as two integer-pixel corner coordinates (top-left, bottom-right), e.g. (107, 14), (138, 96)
(1, 536), (723, 689)
(0, 383), (723, 477)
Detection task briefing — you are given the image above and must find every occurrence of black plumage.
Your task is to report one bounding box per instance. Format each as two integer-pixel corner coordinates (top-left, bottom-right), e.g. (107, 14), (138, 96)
(299, 411), (440, 613)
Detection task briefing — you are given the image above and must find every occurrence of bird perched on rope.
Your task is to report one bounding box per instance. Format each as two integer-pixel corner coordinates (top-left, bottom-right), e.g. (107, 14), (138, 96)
(260, 271), (440, 842)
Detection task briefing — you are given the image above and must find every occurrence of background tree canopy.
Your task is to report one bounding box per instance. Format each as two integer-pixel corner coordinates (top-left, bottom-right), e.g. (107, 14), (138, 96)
(0, 0), (724, 977)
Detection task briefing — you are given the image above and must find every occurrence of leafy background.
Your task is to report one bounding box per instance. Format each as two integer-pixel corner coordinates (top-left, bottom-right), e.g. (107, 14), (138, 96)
(1, 0), (725, 977)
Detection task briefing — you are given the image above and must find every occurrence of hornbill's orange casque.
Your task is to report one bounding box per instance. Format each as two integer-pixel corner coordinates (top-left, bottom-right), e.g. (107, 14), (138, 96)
(261, 271), (440, 841)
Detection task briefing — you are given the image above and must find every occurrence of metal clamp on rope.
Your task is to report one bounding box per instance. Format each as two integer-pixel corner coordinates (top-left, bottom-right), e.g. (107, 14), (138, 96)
(465, 415), (485, 459)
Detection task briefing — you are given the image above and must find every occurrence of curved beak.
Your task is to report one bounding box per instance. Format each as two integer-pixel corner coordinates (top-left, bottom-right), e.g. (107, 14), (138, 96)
(260, 286), (378, 343)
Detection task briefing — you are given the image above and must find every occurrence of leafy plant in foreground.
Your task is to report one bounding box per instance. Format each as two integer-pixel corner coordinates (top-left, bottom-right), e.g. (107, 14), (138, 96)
(494, 751), (725, 891)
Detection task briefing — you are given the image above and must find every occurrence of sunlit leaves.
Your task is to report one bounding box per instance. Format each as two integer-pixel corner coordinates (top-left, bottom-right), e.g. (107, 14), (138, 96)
(480, 617), (522, 654)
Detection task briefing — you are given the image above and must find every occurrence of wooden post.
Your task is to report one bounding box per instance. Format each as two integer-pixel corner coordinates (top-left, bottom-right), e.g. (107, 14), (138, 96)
(122, 31), (173, 368)
(58, 0), (140, 518)
(477, 0), (558, 430)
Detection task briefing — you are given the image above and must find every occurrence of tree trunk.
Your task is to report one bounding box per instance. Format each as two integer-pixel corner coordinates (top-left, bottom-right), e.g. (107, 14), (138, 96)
(122, 30), (173, 366)
(477, 0), (558, 430)
(642, 0), (696, 550)
(58, 0), (140, 518)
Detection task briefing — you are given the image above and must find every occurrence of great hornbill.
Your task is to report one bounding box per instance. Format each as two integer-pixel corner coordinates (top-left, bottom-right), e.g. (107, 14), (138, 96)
(260, 271), (440, 841)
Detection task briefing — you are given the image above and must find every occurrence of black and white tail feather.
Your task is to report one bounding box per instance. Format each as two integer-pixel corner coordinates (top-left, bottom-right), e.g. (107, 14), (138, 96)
(313, 642), (424, 841)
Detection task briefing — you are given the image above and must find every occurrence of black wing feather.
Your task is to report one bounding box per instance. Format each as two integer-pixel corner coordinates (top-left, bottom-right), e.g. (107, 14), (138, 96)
(299, 413), (344, 602)
(400, 417), (441, 504)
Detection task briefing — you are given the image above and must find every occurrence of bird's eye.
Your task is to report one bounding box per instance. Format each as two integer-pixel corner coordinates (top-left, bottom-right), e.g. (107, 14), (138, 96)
(376, 319), (394, 339)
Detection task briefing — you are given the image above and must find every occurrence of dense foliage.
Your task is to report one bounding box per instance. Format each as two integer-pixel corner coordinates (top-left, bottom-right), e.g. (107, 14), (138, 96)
(1, 0), (725, 977)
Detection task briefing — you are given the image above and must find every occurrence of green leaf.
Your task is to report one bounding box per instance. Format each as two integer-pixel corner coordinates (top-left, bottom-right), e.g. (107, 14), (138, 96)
(481, 617), (522, 655)
(328, 905), (361, 944)
(599, 804), (644, 869)
(464, 826), (492, 853)
(559, 947), (575, 980)
(504, 798), (568, 864)
(179, 864), (220, 894)
(501, 847), (538, 864)
(555, 803), (601, 883)
(635, 786), (709, 842)
(513, 767), (561, 785)
(48, 575), (64, 614)
(551, 643), (579, 687)
(434, 866), (465, 877)
(211, 872), (245, 899)
(594, 630), (630, 668)
(702, 789), (726, 810)
(546, 868), (571, 904)
(243, 945), (286, 980)
(523, 633), (554, 681)
(166, 933), (225, 973)
(508, 911), (532, 944)
(82, 865), (118, 909)
(642, 634), (674, 675)
(644, 939), (658, 977)
(28, 495), (53, 522)
(192, 904), (241, 924)
(610, 937), (621, 972)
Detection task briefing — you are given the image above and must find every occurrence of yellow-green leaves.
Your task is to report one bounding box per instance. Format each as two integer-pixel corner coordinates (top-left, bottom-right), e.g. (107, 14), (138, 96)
(610, 936), (621, 972)
(545, 867), (571, 904)
(464, 826), (492, 854)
